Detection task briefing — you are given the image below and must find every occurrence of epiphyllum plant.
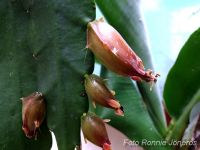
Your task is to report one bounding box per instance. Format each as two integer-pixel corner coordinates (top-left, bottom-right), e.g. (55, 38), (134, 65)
(21, 92), (46, 139)
(87, 18), (160, 83)
(0, 0), (200, 150)
(81, 112), (111, 150)
(82, 18), (160, 148)
(84, 74), (124, 116)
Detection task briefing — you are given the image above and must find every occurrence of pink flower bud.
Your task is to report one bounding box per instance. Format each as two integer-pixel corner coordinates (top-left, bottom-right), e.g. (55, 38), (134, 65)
(81, 112), (112, 150)
(21, 92), (46, 138)
(84, 74), (124, 116)
(87, 18), (160, 82)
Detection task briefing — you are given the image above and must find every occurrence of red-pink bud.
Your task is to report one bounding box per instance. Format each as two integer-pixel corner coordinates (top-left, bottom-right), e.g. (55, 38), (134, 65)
(81, 112), (112, 150)
(21, 92), (46, 138)
(84, 74), (124, 116)
(87, 18), (159, 82)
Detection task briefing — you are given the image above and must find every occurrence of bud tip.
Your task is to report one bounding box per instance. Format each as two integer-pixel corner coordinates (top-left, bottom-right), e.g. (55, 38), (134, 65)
(115, 106), (124, 116)
(103, 143), (112, 150)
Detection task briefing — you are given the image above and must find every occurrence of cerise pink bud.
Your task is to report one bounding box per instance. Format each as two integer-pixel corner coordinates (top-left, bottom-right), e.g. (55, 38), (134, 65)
(87, 18), (160, 82)
(81, 112), (112, 150)
(84, 74), (124, 116)
(21, 92), (46, 138)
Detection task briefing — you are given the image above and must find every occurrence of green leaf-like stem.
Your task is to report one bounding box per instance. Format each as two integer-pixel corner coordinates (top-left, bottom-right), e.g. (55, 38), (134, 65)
(0, 0), (95, 149)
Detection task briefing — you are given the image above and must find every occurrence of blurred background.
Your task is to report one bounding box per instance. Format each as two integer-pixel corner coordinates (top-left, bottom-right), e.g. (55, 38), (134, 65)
(140, 0), (200, 92)
(51, 0), (200, 149)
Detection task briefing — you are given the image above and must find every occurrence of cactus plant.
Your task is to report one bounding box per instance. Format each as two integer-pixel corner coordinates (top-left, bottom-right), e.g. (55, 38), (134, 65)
(0, 0), (200, 150)
(0, 0), (95, 150)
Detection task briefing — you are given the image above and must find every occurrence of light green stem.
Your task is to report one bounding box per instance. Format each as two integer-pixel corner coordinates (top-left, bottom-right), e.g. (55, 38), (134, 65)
(166, 89), (200, 141)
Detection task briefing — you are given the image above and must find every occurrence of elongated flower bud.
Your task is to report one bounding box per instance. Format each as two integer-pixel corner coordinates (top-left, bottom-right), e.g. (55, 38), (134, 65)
(84, 74), (124, 116)
(21, 92), (46, 138)
(87, 18), (159, 82)
(81, 112), (112, 150)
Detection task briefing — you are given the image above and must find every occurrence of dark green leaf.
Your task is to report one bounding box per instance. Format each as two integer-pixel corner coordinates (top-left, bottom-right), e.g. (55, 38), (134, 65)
(164, 29), (200, 141)
(0, 0), (95, 150)
(95, 0), (166, 136)
(164, 28), (200, 118)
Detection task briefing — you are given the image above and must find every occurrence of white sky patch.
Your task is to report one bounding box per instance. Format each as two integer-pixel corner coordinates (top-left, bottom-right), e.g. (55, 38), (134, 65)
(170, 5), (200, 60)
(141, 0), (161, 12)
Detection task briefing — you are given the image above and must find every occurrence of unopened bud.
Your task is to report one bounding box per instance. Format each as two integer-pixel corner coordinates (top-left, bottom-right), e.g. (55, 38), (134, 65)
(84, 74), (124, 116)
(87, 18), (159, 82)
(81, 112), (111, 150)
(21, 92), (46, 138)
